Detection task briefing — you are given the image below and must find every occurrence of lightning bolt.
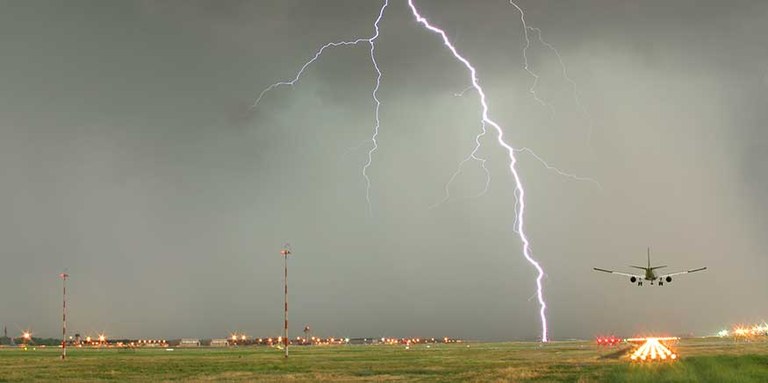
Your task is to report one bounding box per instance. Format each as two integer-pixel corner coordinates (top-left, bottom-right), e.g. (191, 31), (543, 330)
(516, 147), (602, 189)
(527, 26), (596, 143)
(253, 0), (554, 342)
(509, 1), (595, 142)
(434, 6), (601, 212)
(453, 85), (475, 97)
(508, 1), (553, 116)
(433, 143), (601, 210)
(429, 121), (491, 209)
(432, 126), (600, 209)
(436, 1), (600, 209)
(407, 0), (548, 342)
(362, 2), (387, 216)
(250, 1), (389, 215)
(511, 5), (600, 187)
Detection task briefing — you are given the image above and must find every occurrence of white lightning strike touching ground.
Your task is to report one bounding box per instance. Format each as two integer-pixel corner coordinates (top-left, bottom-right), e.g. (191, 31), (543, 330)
(407, 0), (548, 342)
(251, 0), (557, 342)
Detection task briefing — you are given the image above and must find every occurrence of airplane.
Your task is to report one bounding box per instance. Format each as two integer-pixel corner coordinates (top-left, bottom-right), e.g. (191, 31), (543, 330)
(593, 248), (706, 286)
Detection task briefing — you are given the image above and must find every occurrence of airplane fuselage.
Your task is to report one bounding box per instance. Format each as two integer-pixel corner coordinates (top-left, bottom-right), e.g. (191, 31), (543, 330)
(626, 267), (672, 286)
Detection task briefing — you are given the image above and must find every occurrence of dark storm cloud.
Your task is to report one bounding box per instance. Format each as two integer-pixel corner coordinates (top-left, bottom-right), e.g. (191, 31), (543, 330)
(0, 0), (765, 341)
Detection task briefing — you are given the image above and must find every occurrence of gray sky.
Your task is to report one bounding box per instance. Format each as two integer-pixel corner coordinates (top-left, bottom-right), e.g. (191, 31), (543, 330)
(1, 0), (766, 341)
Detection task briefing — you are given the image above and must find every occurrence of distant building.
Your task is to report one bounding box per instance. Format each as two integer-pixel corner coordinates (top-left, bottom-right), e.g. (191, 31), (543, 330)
(179, 338), (200, 347)
(210, 339), (229, 347)
(1, 326), (10, 346)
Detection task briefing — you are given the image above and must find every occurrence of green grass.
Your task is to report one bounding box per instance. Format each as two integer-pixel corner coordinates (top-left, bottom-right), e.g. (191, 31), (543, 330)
(0, 338), (766, 382)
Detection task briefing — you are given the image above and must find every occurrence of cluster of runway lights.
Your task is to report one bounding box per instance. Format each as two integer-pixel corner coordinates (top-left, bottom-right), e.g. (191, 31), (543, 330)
(12, 330), (460, 348)
(79, 334), (108, 346)
(380, 337), (462, 345)
(228, 334), (461, 346)
(596, 336), (679, 363)
(13, 331), (170, 348)
(228, 335), (350, 346)
(627, 337), (678, 363)
(718, 322), (768, 338)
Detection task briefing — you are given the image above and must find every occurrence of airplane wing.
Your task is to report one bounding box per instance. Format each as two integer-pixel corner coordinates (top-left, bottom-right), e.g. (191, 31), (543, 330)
(658, 267), (707, 279)
(593, 267), (643, 278)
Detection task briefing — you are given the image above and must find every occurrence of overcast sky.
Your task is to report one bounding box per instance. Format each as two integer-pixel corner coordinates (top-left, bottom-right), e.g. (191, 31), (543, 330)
(1, 0), (766, 341)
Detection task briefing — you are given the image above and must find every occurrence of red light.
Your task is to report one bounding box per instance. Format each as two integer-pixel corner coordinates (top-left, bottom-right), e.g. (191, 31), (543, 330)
(596, 335), (621, 346)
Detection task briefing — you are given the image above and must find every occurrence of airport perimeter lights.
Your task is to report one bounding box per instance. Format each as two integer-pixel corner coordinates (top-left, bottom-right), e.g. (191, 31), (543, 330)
(60, 272), (68, 360)
(281, 245), (291, 358)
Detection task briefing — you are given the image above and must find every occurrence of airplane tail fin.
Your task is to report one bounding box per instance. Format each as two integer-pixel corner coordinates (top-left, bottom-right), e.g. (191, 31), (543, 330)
(647, 247), (651, 269)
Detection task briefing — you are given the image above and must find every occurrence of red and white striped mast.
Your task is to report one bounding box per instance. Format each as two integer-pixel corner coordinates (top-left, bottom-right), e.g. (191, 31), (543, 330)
(60, 272), (68, 360)
(280, 245), (291, 358)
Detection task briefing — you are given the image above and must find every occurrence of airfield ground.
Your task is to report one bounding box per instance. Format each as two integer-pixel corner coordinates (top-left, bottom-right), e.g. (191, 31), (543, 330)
(0, 338), (766, 382)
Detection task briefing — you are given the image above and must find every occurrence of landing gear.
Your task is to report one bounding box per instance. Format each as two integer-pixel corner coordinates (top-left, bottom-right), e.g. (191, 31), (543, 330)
(658, 281), (664, 286)
(637, 281), (643, 286)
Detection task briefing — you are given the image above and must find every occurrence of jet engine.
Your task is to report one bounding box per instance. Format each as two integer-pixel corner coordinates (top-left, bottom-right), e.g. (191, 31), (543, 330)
(665, 276), (672, 283)
(630, 276), (637, 283)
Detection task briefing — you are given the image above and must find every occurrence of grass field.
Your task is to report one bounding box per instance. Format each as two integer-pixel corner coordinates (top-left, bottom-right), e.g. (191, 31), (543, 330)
(1, 338), (767, 382)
